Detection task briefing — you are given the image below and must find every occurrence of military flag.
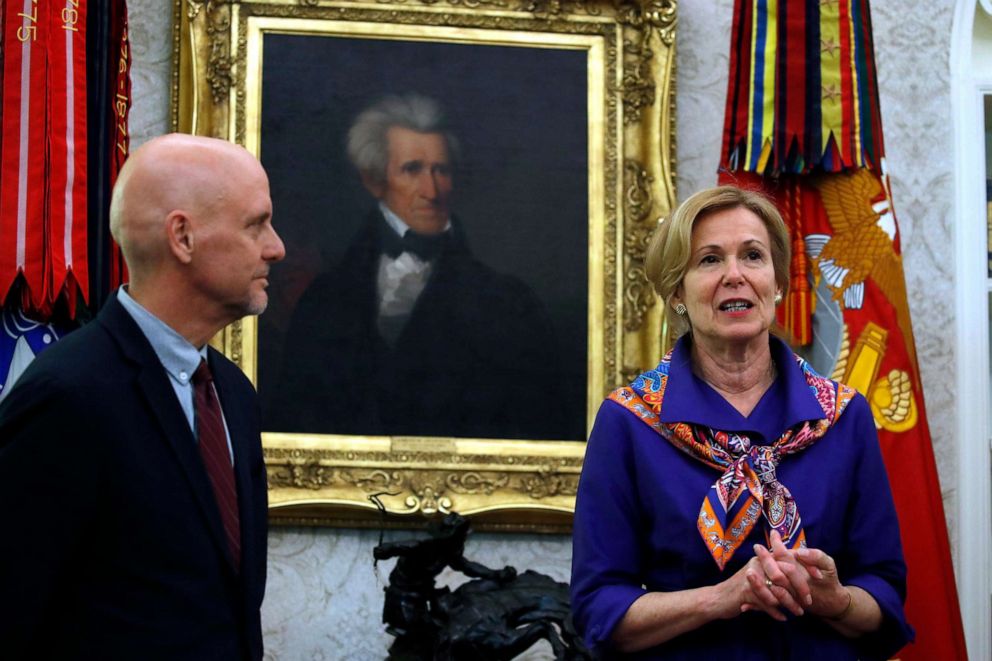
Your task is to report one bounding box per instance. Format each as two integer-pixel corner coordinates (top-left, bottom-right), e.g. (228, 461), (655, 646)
(717, 1), (968, 659)
(0, 0), (131, 391)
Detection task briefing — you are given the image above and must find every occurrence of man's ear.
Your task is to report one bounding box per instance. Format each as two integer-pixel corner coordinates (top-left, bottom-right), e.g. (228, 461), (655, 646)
(166, 211), (194, 264)
(360, 172), (385, 199)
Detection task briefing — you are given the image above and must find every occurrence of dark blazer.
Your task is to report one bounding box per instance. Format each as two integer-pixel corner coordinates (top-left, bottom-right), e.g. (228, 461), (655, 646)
(269, 212), (566, 439)
(0, 294), (268, 660)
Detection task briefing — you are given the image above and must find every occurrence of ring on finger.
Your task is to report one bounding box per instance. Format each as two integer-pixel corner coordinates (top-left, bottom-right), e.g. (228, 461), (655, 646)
(764, 577), (774, 589)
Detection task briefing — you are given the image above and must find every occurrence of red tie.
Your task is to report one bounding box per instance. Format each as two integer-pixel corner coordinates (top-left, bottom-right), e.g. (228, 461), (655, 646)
(193, 359), (241, 571)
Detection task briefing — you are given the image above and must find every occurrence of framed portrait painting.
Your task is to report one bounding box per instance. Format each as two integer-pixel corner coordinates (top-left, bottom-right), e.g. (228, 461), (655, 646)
(174, 0), (676, 531)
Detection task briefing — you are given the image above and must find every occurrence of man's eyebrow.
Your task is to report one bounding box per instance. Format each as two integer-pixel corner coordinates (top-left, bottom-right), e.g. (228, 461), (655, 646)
(247, 210), (271, 225)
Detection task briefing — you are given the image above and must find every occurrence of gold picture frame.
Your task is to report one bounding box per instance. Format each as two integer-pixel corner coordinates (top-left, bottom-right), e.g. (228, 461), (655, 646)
(173, 0), (676, 532)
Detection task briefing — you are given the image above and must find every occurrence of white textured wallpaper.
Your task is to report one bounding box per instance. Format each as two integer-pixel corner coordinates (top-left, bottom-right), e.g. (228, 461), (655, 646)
(126, 1), (959, 658)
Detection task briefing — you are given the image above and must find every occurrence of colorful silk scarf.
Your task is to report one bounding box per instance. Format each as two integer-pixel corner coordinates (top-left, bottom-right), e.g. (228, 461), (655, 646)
(609, 348), (856, 570)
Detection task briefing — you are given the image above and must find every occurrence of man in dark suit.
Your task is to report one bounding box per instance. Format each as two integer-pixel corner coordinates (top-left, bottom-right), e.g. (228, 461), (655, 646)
(271, 94), (564, 440)
(0, 134), (285, 659)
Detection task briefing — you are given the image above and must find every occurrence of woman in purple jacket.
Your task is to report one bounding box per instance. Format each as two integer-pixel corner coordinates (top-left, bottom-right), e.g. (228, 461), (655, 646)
(570, 186), (912, 659)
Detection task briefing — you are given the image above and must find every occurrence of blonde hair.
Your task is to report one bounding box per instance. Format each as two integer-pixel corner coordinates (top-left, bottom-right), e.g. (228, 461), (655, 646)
(644, 185), (791, 336)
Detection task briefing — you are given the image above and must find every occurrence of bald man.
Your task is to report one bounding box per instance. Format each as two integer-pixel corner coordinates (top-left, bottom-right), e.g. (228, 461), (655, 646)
(0, 134), (284, 660)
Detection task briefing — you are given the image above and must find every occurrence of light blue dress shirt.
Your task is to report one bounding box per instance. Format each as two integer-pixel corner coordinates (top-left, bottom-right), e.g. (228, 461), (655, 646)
(117, 287), (233, 464)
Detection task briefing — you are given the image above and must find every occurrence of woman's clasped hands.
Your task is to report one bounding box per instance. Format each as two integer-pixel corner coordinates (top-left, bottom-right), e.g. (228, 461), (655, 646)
(718, 530), (853, 624)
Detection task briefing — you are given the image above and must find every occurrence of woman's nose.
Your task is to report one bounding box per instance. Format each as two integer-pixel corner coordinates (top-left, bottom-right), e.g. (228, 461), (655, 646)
(722, 258), (744, 284)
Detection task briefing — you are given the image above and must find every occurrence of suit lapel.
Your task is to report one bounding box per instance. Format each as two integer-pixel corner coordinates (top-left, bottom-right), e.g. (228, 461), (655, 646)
(98, 296), (238, 573)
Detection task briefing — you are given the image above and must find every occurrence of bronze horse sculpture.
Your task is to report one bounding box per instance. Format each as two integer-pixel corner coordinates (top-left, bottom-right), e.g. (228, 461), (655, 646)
(373, 513), (588, 660)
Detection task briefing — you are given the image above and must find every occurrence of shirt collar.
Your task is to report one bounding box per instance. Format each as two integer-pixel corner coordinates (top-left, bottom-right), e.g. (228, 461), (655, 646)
(379, 201), (452, 237)
(658, 335), (827, 441)
(117, 286), (207, 386)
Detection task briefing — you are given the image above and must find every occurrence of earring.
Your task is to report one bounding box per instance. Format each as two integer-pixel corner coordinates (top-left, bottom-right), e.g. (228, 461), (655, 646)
(774, 293), (783, 304)
(674, 303), (687, 316)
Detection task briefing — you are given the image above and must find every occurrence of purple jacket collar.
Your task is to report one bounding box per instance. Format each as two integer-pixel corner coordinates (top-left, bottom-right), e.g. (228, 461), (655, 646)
(658, 334), (827, 442)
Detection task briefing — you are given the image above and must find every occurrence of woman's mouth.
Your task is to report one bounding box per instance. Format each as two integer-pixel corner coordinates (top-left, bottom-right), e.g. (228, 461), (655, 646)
(719, 300), (753, 312)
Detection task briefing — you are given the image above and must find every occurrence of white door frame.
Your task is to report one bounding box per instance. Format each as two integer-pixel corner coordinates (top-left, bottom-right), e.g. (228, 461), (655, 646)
(951, 2), (991, 657)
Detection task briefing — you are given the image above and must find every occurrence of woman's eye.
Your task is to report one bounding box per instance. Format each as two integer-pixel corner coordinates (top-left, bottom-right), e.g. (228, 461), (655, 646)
(700, 255), (718, 265)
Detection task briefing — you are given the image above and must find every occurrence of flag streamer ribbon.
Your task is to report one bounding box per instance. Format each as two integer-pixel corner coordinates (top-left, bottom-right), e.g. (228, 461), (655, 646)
(47, 0), (89, 317)
(108, 0), (130, 290)
(723, 0), (884, 177)
(0, 0), (110, 320)
(1, 0), (50, 313)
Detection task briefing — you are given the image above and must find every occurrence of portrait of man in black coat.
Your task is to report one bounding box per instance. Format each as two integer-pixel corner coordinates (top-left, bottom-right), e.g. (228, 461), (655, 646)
(270, 94), (566, 440)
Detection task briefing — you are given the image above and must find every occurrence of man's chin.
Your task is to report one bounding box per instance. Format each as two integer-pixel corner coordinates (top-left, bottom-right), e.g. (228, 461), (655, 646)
(244, 294), (269, 317)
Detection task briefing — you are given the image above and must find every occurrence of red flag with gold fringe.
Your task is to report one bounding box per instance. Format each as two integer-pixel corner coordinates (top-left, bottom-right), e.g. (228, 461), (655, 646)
(718, 1), (967, 659)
